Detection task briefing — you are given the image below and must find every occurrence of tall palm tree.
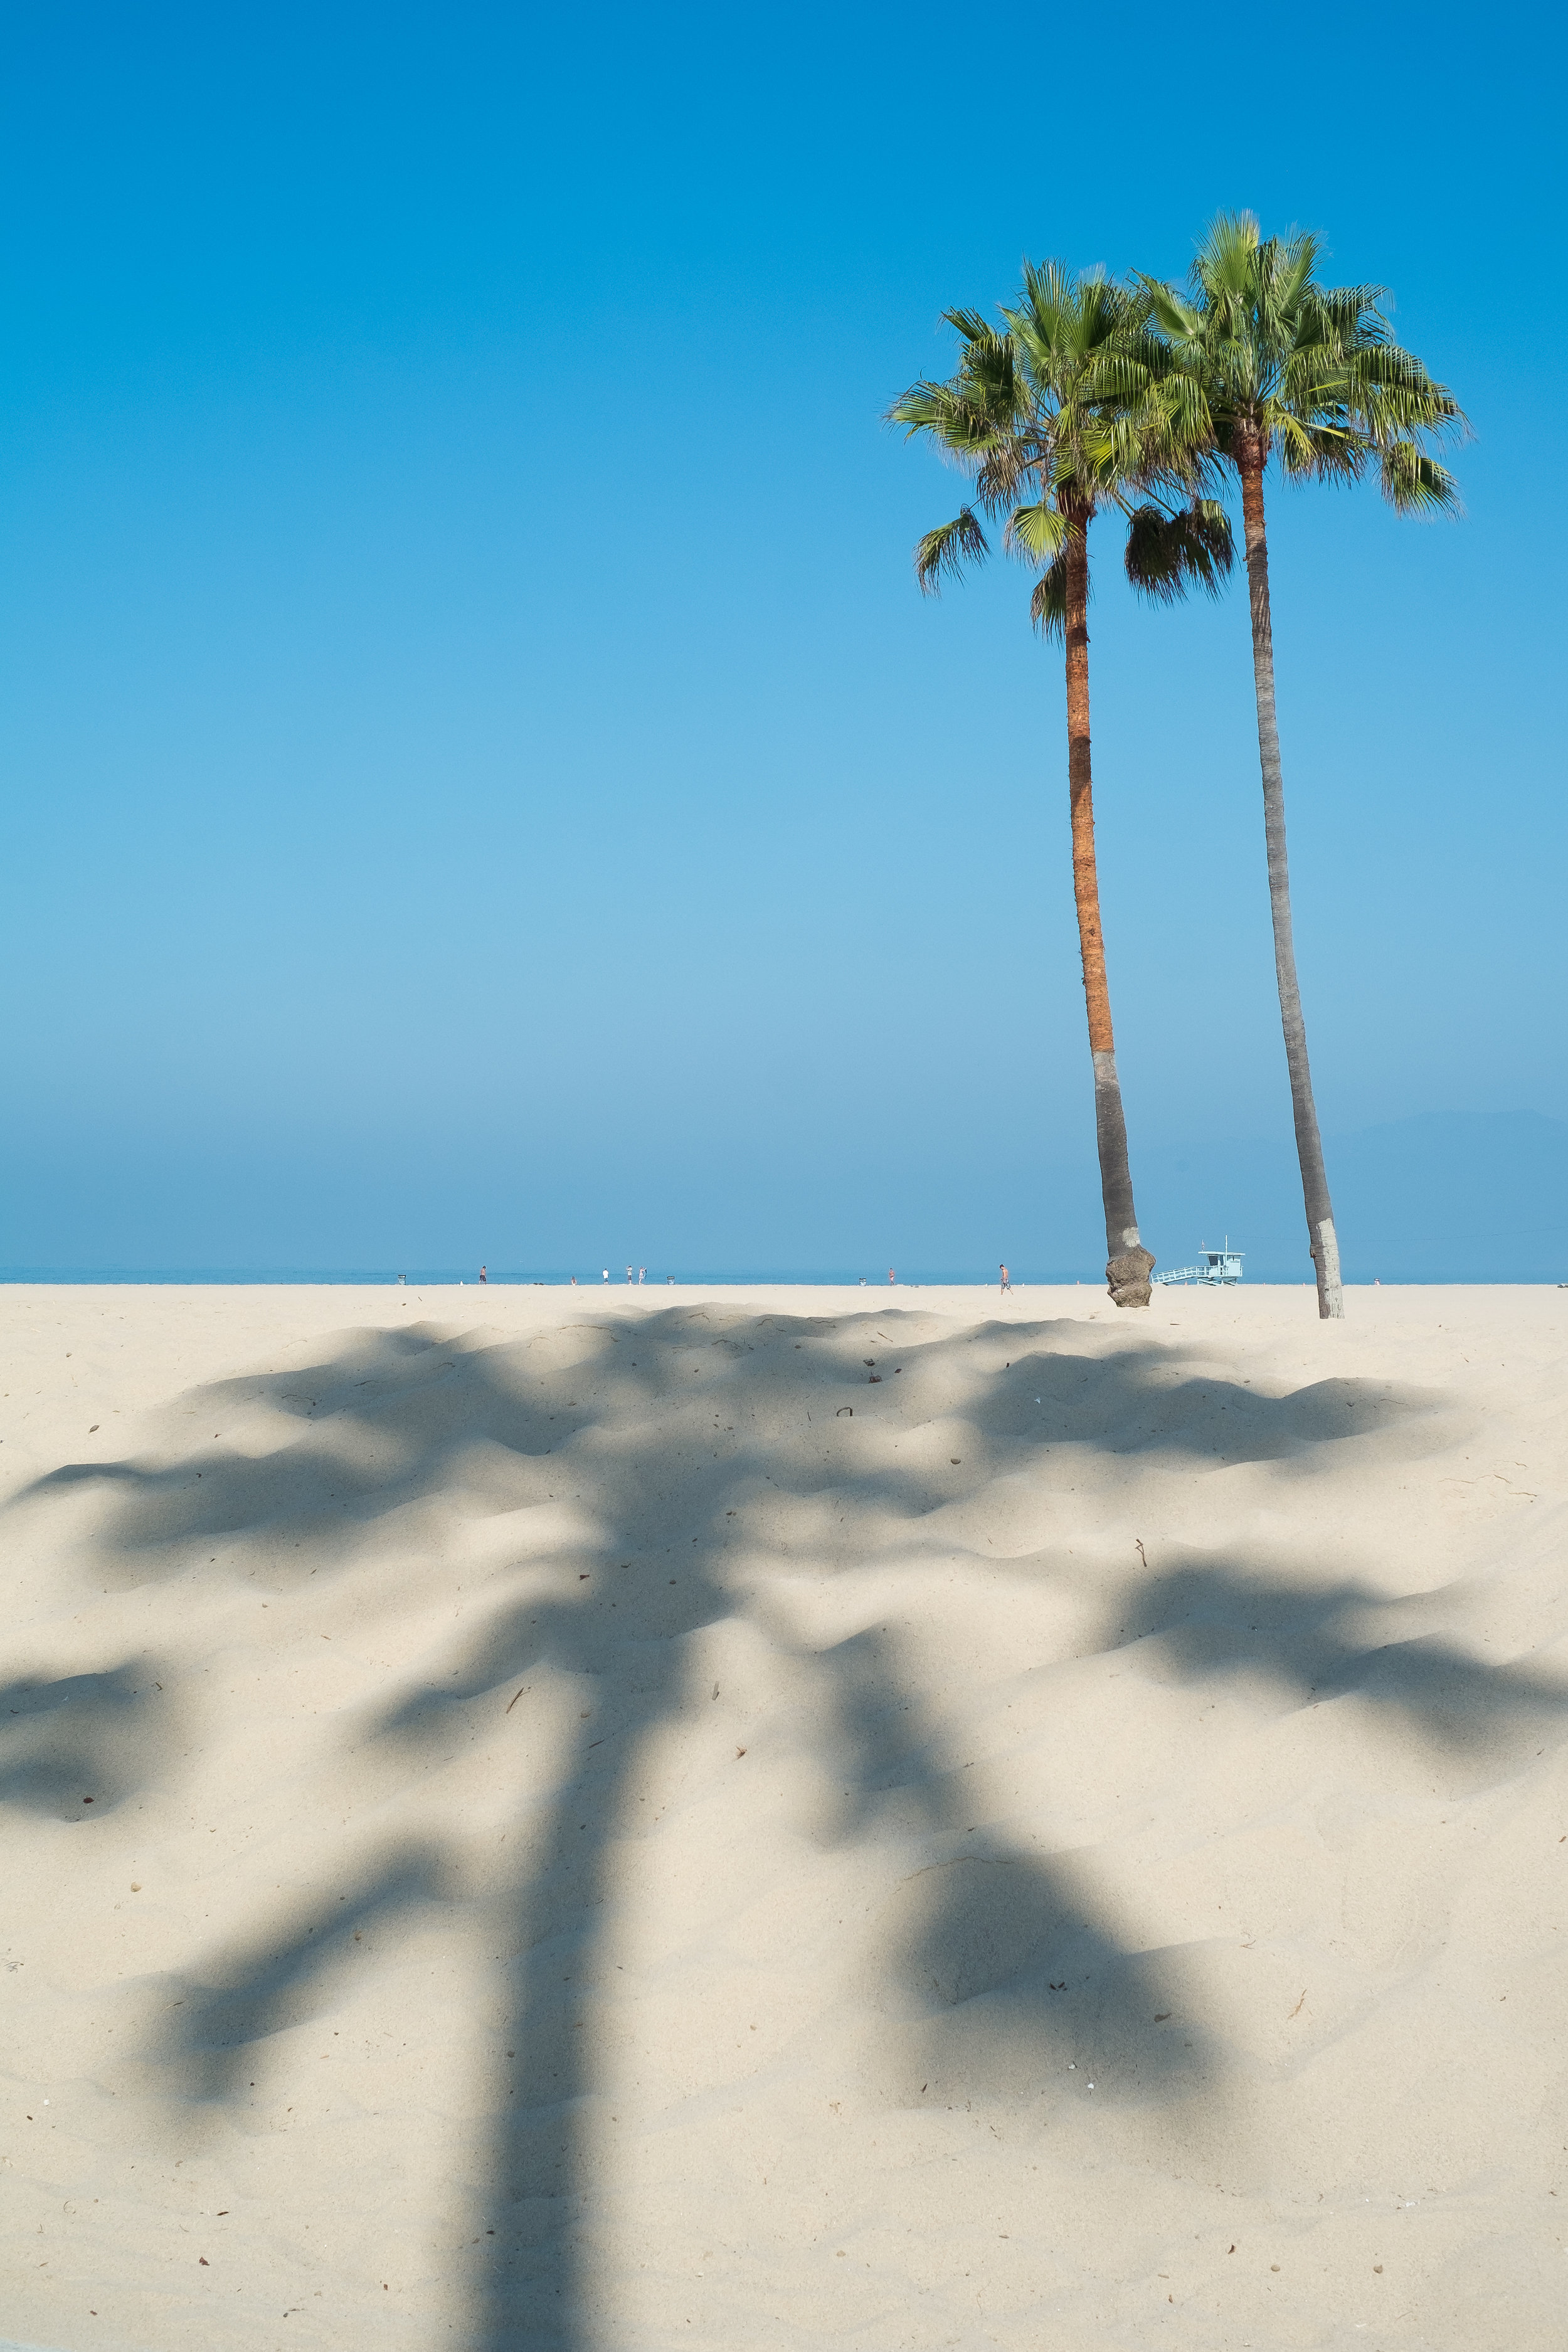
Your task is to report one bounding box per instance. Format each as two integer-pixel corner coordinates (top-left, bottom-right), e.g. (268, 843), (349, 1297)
(889, 262), (1230, 1308)
(1143, 215), (1463, 1318)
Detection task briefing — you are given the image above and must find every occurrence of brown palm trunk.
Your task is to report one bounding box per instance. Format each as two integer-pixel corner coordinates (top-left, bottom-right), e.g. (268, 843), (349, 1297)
(1064, 511), (1154, 1308)
(1237, 440), (1343, 1319)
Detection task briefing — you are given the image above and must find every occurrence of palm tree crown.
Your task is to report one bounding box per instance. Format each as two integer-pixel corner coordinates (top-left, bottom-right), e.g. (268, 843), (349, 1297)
(1145, 211), (1463, 507)
(892, 261), (1230, 623)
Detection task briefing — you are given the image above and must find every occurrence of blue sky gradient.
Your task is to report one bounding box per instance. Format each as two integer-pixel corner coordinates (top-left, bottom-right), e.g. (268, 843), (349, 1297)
(3, 2), (1564, 1278)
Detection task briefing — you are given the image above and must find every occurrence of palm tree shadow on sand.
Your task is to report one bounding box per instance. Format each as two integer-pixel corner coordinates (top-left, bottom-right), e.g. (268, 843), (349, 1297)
(12, 1303), (1555, 2348)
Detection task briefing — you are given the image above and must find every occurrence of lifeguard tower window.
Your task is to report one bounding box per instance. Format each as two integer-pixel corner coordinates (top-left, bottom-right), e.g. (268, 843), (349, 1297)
(1152, 1240), (1245, 1288)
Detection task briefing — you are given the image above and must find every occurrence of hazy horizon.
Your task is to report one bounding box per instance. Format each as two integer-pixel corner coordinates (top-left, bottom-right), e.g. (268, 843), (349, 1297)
(6, 1109), (1563, 1286)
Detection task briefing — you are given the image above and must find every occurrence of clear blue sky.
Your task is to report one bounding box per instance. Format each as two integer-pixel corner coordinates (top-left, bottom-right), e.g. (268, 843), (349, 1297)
(3, 1), (1563, 1276)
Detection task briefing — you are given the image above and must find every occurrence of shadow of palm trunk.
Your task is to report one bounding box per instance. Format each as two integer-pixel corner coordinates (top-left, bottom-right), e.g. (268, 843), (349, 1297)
(484, 1675), (676, 2350)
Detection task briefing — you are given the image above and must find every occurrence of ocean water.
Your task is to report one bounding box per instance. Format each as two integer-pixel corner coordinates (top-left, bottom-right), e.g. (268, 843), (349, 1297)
(0, 1268), (1527, 1290)
(0, 1268), (1083, 1289)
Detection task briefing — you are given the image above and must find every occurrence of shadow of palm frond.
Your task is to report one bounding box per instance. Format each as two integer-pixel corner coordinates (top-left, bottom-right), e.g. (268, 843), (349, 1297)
(1110, 1562), (1568, 1767)
(0, 1660), (174, 1820)
(978, 1345), (1444, 1466)
(15, 1318), (610, 1585)
(812, 1624), (1222, 2117)
(151, 1843), (454, 2101)
(877, 1853), (1217, 2111)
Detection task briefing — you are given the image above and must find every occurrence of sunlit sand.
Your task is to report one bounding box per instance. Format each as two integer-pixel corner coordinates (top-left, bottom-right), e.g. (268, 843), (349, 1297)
(3, 1281), (1564, 2349)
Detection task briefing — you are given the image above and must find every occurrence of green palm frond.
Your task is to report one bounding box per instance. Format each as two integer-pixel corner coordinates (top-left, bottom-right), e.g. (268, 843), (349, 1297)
(955, 337), (1021, 428)
(1274, 409), (1365, 483)
(1379, 438), (1462, 514)
(1193, 211), (1264, 306)
(1030, 554), (1070, 641)
(1340, 342), (1465, 437)
(887, 379), (1009, 457)
(1141, 280), (1202, 344)
(1315, 282), (1390, 342)
(913, 508), (990, 594)
(1005, 501), (1070, 563)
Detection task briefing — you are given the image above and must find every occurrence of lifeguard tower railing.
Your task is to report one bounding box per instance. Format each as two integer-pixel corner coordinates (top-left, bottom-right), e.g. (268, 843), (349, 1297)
(1152, 1242), (1244, 1288)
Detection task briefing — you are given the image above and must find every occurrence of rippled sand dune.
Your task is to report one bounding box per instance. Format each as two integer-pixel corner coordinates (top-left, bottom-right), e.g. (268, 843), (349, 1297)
(3, 1281), (1565, 2352)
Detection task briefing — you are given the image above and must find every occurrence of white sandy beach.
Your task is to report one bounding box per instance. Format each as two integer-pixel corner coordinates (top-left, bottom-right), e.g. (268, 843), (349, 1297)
(2, 1279), (1565, 2352)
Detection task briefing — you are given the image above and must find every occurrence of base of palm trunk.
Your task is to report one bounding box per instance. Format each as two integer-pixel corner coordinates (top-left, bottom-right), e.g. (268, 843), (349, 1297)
(1313, 1216), (1344, 1320)
(1106, 1246), (1155, 1308)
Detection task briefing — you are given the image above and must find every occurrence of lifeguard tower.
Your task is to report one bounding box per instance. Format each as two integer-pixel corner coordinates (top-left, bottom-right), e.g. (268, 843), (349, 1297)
(1152, 1238), (1244, 1288)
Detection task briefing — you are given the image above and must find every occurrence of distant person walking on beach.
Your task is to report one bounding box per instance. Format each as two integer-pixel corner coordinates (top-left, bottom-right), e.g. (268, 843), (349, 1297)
(638, 1267), (646, 1285)
(888, 1267), (896, 1286)
(479, 1264), (487, 1284)
(570, 1275), (578, 1286)
(602, 1269), (609, 1283)
(1000, 1263), (1011, 1295)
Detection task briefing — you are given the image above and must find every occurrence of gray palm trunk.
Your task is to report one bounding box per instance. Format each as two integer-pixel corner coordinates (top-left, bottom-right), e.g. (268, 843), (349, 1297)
(1240, 451), (1343, 1319)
